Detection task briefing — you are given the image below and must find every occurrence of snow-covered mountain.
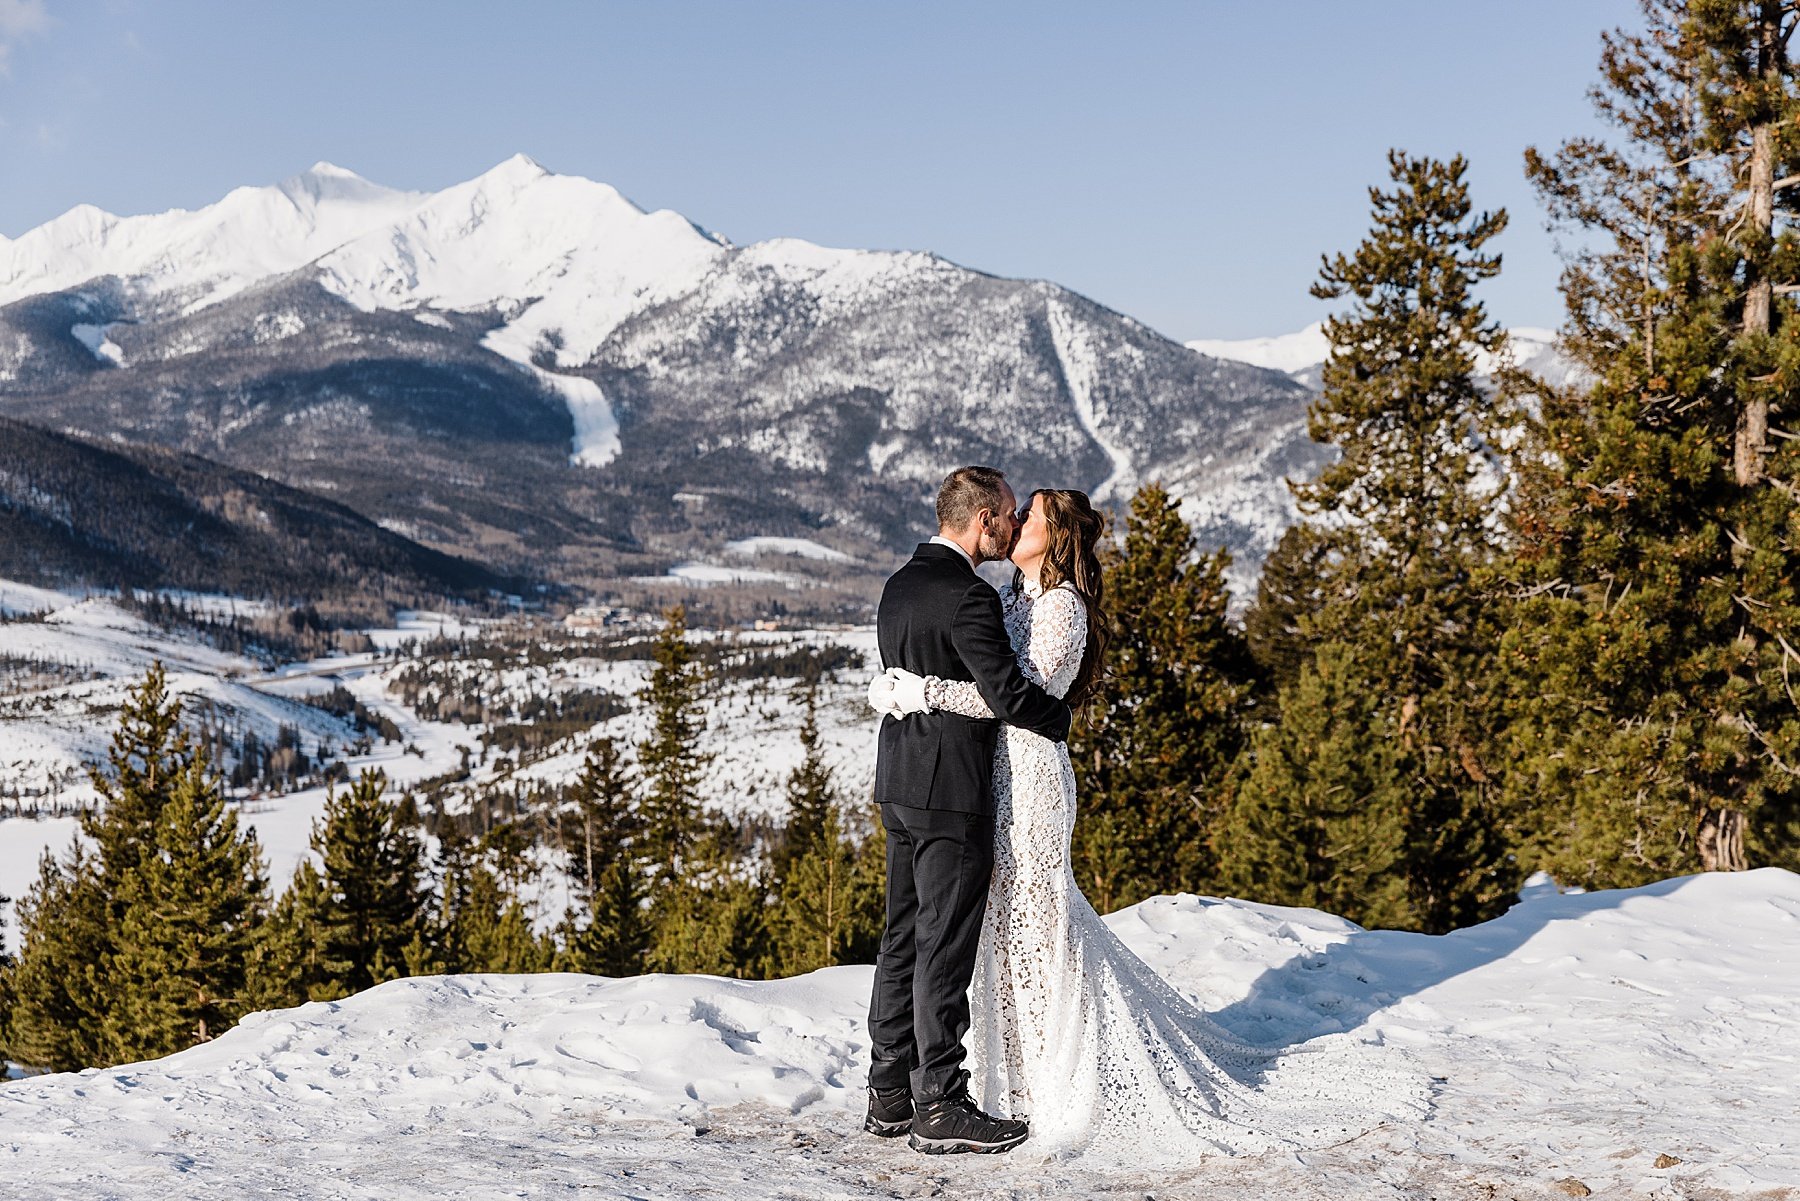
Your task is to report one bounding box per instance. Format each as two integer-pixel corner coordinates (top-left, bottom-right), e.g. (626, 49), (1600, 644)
(0, 162), (429, 316)
(0, 157), (1316, 598)
(1187, 324), (1335, 380)
(4, 868), (1794, 1198)
(1188, 322), (1576, 393)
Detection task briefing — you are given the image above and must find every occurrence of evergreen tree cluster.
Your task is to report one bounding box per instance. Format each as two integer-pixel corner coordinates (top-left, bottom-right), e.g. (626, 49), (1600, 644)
(1069, 1), (1800, 932)
(0, 606), (885, 1074)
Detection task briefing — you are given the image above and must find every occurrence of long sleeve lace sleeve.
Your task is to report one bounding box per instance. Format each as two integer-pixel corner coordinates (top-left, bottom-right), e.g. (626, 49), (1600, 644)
(1020, 586), (1087, 696)
(925, 585), (1089, 714)
(925, 675), (995, 718)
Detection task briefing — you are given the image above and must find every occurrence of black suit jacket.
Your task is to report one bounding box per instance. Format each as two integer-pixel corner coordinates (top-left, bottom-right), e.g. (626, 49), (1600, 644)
(874, 542), (1073, 815)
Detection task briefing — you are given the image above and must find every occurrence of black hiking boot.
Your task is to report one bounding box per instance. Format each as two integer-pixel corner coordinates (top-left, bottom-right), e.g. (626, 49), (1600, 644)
(908, 1082), (1028, 1154)
(864, 1086), (913, 1137)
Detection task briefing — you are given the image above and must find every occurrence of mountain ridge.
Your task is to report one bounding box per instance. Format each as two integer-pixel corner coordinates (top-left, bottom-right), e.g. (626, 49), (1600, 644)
(1, 157), (1322, 604)
(0, 414), (514, 602)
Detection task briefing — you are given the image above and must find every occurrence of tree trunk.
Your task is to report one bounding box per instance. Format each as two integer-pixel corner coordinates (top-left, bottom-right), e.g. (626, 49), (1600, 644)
(1734, 6), (1781, 485)
(1697, 806), (1748, 871)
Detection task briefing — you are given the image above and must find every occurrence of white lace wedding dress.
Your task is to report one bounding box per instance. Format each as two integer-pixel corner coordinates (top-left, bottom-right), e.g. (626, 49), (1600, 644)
(922, 577), (1434, 1165)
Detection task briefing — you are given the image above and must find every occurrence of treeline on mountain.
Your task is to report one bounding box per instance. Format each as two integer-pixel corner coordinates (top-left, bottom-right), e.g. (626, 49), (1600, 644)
(0, 414), (516, 605)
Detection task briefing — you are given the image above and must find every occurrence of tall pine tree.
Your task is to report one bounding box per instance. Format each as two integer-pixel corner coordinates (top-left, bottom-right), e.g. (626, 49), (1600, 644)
(246, 859), (329, 1013)
(452, 865), (553, 974)
(82, 660), (190, 896)
(637, 606), (709, 878)
(1222, 151), (1519, 932)
(1, 844), (110, 1072)
(769, 687), (883, 974)
(1223, 642), (1418, 926)
(301, 769), (429, 999)
(4, 661), (197, 1069)
(105, 751), (269, 1062)
(563, 737), (641, 903)
(645, 817), (772, 977)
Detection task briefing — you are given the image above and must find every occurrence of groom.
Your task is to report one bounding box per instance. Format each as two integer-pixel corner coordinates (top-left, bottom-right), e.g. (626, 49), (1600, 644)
(863, 465), (1072, 1155)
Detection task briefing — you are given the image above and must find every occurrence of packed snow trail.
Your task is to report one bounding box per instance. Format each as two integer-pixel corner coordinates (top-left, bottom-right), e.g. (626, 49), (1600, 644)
(3, 869), (1796, 1199)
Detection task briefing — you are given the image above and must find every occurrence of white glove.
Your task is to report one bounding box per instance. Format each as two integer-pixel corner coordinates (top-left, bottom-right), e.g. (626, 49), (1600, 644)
(887, 667), (931, 717)
(867, 670), (902, 718)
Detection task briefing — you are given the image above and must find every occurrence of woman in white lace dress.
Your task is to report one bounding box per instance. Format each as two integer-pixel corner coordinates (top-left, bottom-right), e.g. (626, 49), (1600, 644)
(877, 488), (1433, 1165)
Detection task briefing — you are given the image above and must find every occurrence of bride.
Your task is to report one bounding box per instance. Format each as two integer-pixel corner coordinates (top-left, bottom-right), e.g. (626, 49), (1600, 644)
(870, 487), (1433, 1164)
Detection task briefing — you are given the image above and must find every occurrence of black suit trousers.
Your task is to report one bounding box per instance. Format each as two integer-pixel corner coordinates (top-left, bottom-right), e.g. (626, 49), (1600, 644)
(866, 801), (994, 1102)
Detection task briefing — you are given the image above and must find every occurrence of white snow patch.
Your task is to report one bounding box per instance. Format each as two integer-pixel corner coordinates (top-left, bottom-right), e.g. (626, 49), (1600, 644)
(724, 536), (854, 564)
(251, 311), (305, 344)
(654, 563), (805, 587)
(480, 326), (620, 467)
(0, 579), (82, 617)
(1045, 296), (1132, 500)
(67, 323), (123, 366)
(1188, 323), (1331, 375)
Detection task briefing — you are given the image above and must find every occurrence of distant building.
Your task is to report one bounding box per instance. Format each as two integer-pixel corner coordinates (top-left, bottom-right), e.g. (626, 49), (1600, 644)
(563, 605), (628, 630)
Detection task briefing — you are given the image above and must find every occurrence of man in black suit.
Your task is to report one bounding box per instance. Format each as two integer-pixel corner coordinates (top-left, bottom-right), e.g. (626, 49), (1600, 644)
(862, 465), (1072, 1155)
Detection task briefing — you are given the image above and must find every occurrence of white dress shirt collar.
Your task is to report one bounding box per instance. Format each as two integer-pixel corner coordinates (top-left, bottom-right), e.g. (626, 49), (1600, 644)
(928, 535), (976, 570)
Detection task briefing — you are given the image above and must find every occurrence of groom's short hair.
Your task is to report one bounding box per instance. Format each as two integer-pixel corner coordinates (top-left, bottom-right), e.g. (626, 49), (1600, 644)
(936, 465), (1009, 532)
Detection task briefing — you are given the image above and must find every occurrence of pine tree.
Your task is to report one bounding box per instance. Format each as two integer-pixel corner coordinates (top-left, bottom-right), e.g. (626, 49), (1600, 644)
(0, 844), (110, 1072)
(3, 661), (197, 1069)
(453, 866), (552, 974)
(564, 737), (639, 903)
(1244, 522), (1335, 698)
(636, 606), (709, 878)
(1069, 484), (1259, 912)
(421, 821), (480, 973)
(0, 887), (12, 1052)
(245, 860), (327, 1013)
(768, 690), (884, 974)
(646, 818), (771, 977)
(1511, 0), (1800, 884)
(553, 736), (651, 976)
(1222, 150), (1519, 932)
(771, 806), (885, 974)
(82, 660), (192, 894)
(556, 854), (651, 977)
(305, 769), (428, 999)
(772, 686), (833, 887)
(104, 751), (269, 1062)
(1220, 643), (1419, 928)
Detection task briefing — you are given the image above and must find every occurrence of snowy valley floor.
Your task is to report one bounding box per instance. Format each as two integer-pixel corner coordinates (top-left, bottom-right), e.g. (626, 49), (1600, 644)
(4, 869), (1797, 1201)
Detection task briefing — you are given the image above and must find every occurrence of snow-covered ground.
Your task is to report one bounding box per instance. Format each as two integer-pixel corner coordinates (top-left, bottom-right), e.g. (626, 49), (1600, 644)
(0, 580), (86, 618)
(2, 868), (1794, 1199)
(0, 597), (349, 937)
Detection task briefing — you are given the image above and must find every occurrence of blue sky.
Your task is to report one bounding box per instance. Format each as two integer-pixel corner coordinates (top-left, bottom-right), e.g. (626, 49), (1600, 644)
(0, 0), (1635, 340)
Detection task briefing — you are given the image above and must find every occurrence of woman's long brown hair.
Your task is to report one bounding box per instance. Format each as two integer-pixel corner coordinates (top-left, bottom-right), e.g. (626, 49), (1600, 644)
(1014, 488), (1109, 709)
